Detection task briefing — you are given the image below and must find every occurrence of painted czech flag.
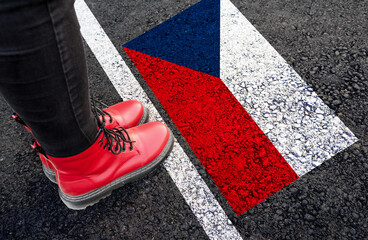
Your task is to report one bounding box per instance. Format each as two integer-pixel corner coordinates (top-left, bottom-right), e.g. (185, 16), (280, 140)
(123, 0), (357, 215)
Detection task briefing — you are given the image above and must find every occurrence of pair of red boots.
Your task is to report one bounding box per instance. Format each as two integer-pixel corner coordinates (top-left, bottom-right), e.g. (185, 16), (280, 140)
(13, 100), (174, 210)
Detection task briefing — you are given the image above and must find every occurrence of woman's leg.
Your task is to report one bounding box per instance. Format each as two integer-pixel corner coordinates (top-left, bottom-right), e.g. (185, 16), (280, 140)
(0, 0), (98, 157)
(0, 0), (175, 210)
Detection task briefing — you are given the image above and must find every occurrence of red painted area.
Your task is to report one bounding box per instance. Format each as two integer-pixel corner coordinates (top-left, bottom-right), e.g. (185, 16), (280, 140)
(124, 48), (299, 215)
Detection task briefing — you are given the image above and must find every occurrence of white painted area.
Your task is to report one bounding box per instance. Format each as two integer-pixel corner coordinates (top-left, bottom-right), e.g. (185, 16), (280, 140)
(75, 1), (243, 239)
(220, 0), (357, 176)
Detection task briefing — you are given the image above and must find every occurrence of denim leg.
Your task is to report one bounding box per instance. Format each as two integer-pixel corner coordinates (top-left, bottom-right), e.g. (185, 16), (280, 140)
(0, 0), (98, 157)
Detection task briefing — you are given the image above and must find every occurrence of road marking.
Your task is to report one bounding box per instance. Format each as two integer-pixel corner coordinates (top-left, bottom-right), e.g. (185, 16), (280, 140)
(75, 0), (243, 239)
(122, 0), (357, 215)
(220, 0), (357, 176)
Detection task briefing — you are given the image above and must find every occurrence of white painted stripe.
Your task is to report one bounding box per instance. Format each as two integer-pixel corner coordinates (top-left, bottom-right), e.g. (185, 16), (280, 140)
(74, 1), (243, 239)
(220, 0), (357, 176)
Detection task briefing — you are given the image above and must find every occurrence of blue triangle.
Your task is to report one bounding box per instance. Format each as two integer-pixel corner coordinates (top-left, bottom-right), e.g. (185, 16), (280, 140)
(123, 0), (220, 78)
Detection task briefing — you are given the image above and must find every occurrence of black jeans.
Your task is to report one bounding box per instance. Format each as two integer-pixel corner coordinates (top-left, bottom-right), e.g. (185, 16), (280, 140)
(0, 0), (98, 157)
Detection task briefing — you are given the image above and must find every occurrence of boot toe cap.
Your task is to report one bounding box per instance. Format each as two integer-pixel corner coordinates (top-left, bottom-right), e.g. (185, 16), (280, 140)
(107, 100), (145, 128)
(130, 122), (171, 162)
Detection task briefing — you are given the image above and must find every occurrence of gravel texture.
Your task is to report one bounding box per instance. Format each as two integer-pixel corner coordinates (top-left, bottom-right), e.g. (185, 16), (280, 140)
(1, 0), (367, 239)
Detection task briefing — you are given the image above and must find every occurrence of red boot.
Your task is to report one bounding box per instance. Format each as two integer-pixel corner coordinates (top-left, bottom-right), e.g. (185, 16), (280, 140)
(46, 122), (173, 210)
(13, 100), (149, 183)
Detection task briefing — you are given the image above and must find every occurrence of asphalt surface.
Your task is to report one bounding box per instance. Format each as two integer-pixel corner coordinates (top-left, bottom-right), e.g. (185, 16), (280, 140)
(1, 0), (367, 239)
